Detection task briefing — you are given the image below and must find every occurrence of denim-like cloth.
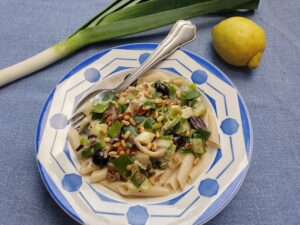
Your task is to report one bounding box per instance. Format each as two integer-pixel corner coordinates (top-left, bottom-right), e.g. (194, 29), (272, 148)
(0, 0), (299, 224)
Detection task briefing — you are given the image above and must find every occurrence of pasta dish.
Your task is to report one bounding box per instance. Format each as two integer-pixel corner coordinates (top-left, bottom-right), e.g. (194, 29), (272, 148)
(68, 70), (219, 197)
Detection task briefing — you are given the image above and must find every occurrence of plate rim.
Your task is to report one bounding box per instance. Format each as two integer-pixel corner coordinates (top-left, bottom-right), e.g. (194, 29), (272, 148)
(35, 42), (253, 225)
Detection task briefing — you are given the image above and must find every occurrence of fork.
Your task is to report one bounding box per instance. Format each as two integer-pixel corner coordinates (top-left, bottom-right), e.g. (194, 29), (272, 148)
(70, 20), (197, 129)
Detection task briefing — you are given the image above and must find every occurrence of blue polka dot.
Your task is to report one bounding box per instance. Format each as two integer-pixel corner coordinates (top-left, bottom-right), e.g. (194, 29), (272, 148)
(138, 53), (150, 64)
(84, 68), (100, 83)
(50, 113), (68, 129)
(62, 174), (82, 192)
(191, 70), (208, 84)
(127, 205), (149, 225)
(198, 178), (219, 197)
(221, 118), (239, 135)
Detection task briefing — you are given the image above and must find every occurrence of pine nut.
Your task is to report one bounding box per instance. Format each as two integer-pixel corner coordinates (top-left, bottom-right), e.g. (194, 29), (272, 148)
(126, 164), (132, 171)
(124, 130), (131, 139)
(153, 111), (158, 119)
(185, 130), (191, 136)
(157, 115), (164, 122)
(122, 120), (130, 126)
(143, 105), (152, 110)
(121, 140), (126, 148)
(108, 151), (117, 157)
(149, 176), (155, 185)
(193, 158), (199, 165)
(124, 115), (130, 120)
(155, 131), (160, 138)
(147, 143), (152, 149)
(144, 93), (152, 98)
(113, 142), (121, 147)
(176, 90), (181, 98)
(154, 99), (163, 104)
(137, 126), (144, 132)
(117, 114), (124, 119)
(151, 142), (157, 151)
(129, 118), (136, 125)
(104, 137), (111, 143)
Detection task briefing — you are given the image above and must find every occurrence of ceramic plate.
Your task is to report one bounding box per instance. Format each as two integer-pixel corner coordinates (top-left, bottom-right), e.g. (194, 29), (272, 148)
(36, 43), (252, 225)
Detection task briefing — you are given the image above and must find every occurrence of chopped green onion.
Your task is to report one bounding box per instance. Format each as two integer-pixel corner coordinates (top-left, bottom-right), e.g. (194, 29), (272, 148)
(108, 120), (123, 138)
(165, 83), (176, 96)
(111, 155), (134, 177)
(118, 104), (127, 113)
(133, 116), (144, 124)
(122, 125), (138, 137)
(178, 147), (194, 155)
(92, 102), (110, 113)
(81, 143), (103, 157)
(131, 171), (146, 187)
(181, 89), (201, 100)
(163, 118), (181, 135)
(152, 122), (162, 129)
(192, 128), (211, 140)
(144, 117), (156, 129)
(80, 136), (88, 145)
(143, 100), (156, 109)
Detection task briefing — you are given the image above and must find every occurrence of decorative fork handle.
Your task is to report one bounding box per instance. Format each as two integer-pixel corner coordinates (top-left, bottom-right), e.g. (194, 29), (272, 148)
(115, 20), (197, 91)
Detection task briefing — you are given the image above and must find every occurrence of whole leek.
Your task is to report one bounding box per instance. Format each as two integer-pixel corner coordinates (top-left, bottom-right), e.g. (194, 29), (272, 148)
(0, 0), (259, 86)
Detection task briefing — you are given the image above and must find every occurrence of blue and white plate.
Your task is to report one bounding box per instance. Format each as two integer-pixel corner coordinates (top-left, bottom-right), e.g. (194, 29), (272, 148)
(36, 43), (252, 225)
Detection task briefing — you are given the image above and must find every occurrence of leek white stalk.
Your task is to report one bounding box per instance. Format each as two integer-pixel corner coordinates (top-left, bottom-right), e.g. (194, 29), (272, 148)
(0, 0), (259, 87)
(0, 48), (59, 85)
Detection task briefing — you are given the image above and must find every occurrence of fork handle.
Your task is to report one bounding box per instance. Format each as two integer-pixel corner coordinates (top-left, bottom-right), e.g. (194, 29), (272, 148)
(115, 20), (196, 91)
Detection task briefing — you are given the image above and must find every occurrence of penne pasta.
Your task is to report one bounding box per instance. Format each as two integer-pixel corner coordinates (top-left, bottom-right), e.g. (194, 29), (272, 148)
(153, 169), (165, 180)
(158, 168), (173, 184)
(187, 153), (209, 184)
(206, 109), (220, 148)
(79, 158), (99, 175)
(90, 168), (108, 183)
(101, 180), (173, 197)
(165, 169), (179, 190)
(177, 154), (195, 189)
(125, 185), (173, 197)
(133, 138), (166, 157)
(68, 125), (80, 151)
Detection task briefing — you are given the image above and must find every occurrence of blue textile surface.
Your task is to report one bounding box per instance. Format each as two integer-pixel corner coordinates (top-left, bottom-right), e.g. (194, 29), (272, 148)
(0, 0), (299, 224)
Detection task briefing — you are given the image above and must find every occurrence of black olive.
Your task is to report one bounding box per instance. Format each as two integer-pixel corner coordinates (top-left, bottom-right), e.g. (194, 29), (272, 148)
(150, 158), (161, 169)
(173, 136), (186, 149)
(92, 151), (108, 167)
(188, 116), (207, 129)
(111, 137), (120, 143)
(75, 144), (83, 152)
(155, 82), (169, 96)
(88, 134), (97, 139)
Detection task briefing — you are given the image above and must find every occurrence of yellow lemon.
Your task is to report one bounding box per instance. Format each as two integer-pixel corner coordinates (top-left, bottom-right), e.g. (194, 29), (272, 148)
(212, 17), (266, 69)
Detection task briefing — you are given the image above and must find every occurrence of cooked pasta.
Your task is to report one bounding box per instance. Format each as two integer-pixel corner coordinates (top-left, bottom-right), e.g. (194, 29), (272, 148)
(69, 70), (219, 197)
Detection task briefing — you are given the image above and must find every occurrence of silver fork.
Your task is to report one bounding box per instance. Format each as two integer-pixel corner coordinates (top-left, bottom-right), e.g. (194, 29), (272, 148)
(70, 20), (197, 129)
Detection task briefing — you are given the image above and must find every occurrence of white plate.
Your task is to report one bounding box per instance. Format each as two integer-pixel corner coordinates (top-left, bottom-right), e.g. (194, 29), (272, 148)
(36, 43), (253, 225)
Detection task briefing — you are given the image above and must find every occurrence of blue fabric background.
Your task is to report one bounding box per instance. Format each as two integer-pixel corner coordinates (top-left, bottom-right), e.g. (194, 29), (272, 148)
(0, 0), (299, 224)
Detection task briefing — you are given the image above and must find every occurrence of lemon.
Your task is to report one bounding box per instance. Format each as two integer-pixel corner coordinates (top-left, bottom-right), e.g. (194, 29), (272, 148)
(212, 17), (266, 69)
